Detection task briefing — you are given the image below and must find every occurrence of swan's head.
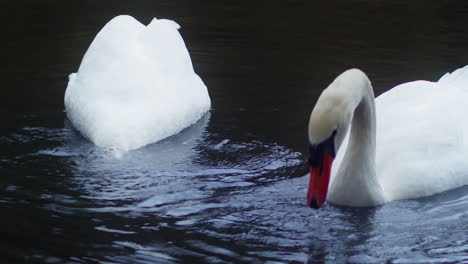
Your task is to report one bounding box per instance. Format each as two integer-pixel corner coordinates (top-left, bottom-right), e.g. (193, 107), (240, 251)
(306, 75), (354, 208)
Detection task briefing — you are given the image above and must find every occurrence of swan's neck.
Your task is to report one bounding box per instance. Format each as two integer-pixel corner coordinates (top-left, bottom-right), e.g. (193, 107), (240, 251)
(328, 72), (386, 206)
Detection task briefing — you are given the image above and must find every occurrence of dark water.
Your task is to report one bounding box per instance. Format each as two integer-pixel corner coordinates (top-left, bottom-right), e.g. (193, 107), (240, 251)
(1, 1), (468, 263)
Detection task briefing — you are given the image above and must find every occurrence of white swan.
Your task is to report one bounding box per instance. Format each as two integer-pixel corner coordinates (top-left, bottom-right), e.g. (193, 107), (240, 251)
(307, 66), (468, 208)
(64, 15), (210, 151)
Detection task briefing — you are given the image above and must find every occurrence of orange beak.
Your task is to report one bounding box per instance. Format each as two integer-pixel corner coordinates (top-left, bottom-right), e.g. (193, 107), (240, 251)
(307, 152), (334, 208)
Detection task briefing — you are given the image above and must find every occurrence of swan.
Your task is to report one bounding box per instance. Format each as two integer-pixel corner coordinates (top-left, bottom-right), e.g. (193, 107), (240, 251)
(307, 66), (468, 208)
(64, 15), (210, 151)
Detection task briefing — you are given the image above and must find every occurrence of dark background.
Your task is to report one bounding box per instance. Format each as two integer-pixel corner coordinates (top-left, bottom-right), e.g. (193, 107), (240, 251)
(2, 0), (468, 153)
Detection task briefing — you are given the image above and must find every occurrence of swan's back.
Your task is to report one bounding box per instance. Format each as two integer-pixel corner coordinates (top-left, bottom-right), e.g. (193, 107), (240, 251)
(375, 66), (468, 201)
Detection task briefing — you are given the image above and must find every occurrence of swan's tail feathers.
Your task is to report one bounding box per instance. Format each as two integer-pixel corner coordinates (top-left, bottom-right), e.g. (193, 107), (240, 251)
(149, 18), (181, 30)
(437, 65), (468, 87)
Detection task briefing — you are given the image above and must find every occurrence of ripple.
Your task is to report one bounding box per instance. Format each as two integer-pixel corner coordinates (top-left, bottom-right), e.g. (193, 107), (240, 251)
(137, 189), (206, 208)
(1, 119), (467, 264)
(165, 203), (225, 217)
(110, 241), (177, 264)
(95, 226), (137, 235)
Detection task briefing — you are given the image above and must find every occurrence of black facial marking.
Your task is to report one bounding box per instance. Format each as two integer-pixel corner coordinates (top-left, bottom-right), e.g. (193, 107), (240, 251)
(308, 130), (337, 172)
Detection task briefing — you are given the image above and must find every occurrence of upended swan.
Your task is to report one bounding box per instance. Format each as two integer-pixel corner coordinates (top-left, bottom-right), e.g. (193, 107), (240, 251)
(64, 15), (210, 151)
(307, 66), (468, 208)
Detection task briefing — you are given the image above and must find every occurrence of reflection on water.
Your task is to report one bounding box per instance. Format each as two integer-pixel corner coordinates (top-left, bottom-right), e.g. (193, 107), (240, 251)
(307, 188), (468, 264)
(1, 117), (467, 263)
(0, 115), (306, 263)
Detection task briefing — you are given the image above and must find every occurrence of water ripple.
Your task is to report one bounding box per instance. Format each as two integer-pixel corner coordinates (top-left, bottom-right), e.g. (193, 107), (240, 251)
(1, 119), (467, 263)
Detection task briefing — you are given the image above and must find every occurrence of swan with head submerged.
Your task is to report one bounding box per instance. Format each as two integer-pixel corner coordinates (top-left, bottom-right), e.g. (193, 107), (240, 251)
(65, 15), (210, 151)
(307, 66), (468, 208)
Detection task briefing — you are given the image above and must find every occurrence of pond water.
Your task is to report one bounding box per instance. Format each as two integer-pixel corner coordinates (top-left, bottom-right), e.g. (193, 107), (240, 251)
(1, 1), (468, 263)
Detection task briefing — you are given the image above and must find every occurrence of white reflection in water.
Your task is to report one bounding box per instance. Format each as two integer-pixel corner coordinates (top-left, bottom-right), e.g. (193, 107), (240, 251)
(57, 112), (303, 219)
(61, 113), (212, 206)
(3, 116), (467, 264)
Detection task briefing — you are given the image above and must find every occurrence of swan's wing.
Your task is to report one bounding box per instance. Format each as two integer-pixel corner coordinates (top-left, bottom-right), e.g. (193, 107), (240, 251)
(375, 79), (468, 200)
(140, 18), (194, 75)
(438, 64), (468, 87)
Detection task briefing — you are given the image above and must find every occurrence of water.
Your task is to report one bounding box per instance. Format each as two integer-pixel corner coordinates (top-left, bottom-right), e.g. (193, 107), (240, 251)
(1, 0), (468, 263)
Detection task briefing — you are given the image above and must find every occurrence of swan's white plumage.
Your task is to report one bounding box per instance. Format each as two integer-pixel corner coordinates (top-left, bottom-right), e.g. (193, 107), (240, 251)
(65, 15), (210, 151)
(329, 65), (468, 205)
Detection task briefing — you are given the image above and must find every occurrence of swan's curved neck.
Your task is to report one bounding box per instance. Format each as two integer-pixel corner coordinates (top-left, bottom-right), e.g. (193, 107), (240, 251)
(327, 70), (386, 206)
(347, 84), (376, 166)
